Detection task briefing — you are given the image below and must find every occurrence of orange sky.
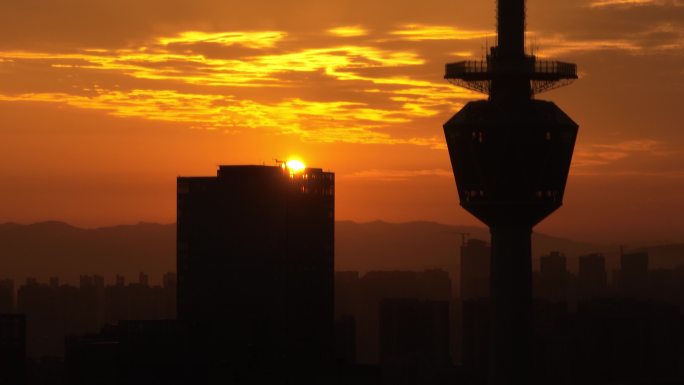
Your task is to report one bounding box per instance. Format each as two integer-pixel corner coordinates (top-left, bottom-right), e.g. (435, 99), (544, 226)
(0, 0), (682, 244)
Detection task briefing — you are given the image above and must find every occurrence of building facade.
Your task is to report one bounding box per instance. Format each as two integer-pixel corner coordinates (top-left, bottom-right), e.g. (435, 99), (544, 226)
(177, 165), (334, 383)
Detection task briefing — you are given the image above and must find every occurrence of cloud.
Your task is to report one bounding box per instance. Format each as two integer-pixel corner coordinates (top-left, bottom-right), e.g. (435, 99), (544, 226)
(342, 168), (453, 181)
(0, 34), (434, 89)
(588, 0), (682, 8)
(571, 139), (680, 175)
(0, 8), (680, 151)
(0, 89), (449, 147)
(0, 27), (481, 146)
(158, 31), (287, 49)
(328, 26), (369, 37)
(390, 24), (494, 41)
(530, 21), (684, 57)
(533, 36), (641, 57)
(591, 139), (664, 152)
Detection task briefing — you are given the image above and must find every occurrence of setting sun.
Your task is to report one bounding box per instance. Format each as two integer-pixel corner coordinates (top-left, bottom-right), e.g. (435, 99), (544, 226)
(285, 159), (306, 174)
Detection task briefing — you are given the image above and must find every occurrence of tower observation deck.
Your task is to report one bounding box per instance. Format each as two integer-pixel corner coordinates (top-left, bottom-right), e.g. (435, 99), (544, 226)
(445, 0), (577, 99)
(445, 59), (577, 95)
(443, 1), (579, 384)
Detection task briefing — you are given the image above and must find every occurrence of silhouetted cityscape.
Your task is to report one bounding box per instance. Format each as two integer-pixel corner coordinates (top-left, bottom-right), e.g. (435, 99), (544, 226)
(0, 3), (675, 384)
(3, 217), (684, 384)
(1, 0), (681, 381)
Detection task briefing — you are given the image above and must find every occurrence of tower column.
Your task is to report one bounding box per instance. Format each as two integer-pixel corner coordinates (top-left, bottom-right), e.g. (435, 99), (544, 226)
(444, 0), (578, 383)
(489, 225), (533, 385)
(497, 0), (526, 58)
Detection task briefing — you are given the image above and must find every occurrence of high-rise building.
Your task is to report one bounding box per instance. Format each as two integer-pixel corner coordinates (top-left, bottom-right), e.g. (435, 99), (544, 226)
(177, 164), (334, 383)
(572, 299), (682, 384)
(335, 271), (361, 320)
(577, 253), (608, 299)
(352, 270), (451, 364)
(379, 299), (451, 384)
(537, 251), (569, 302)
(456, 239), (490, 370)
(460, 239), (490, 301)
(162, 272), (177, 319)
(0, 279), (14, 313)
(66, 320), (181, 385)
(0, 314), (26, 385)
(334, 315), (356, 366)
(17, 278), (61, 357)
(104, 276), (127, 324)
(618, 252), (649, 299)
(78, 275), (104, 334)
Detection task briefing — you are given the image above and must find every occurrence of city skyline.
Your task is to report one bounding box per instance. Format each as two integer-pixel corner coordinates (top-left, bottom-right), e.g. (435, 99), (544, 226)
(6, 245), (684, 384)
(1, 0), (683, 244)
(2, 2), (683, 383)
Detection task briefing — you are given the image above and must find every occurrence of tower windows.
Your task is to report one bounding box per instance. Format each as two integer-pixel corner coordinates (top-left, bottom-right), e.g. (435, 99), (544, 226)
(472, 131), (485, 143)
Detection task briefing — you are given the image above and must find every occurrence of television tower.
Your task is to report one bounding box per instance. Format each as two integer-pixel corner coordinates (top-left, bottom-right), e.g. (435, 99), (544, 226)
(443, 0), (578, 384)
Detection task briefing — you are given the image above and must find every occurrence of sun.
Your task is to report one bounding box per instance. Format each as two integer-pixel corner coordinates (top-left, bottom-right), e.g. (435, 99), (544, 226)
(285, 159), (306, 174)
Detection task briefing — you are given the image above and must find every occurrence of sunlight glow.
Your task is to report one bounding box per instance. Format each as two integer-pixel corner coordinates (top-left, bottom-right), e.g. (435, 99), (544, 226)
(286, 159), (306, 174)
(391, 25), (494, 41)
(158, 31), (286, 49)
(0, 28), (480, 147)
(589, 0), (660, 7)
(328, 26), (369, 37)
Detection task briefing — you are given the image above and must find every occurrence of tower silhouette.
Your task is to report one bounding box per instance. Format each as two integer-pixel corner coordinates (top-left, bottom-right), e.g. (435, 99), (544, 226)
(443, 1), (578, 384)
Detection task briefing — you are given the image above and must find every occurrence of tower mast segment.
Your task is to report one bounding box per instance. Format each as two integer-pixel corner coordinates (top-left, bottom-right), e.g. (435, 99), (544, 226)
(446, 0), (577, 98)
(443, 1), (579, 384)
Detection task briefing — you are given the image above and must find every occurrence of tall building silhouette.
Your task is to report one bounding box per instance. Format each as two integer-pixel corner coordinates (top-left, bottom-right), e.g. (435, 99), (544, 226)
(162, 272), (177, 319)
(66, 320), (181, 385)
(348, 270), (451, 364)
(537, 251), (569, 302)
(0, 279), (14, 313)
(78, 275), (104, 334)
(0, 314), (25, 385)
(443, 0), (578, 383)
(177, 165), (334, 384)
(577, 253), (608, 299)
(572, 299), (682, 384)
(379, 299), (451, 385)
(334, 315), (356, 366)
(102, 274), (174, 326)
(460, 239), (490, 301)
(617, 251), (649, 299)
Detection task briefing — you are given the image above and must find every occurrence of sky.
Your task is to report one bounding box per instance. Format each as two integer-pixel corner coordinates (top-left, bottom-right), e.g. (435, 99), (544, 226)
(0, 0), (682, 244)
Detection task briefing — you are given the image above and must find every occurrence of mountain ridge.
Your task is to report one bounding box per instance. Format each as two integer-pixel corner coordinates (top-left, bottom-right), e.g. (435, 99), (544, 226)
(0, 221), (682, 285)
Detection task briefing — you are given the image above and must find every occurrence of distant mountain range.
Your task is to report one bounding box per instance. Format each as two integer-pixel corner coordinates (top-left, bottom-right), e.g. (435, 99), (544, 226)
(0, 221), (174, 284)
(0, 221), (682, 284)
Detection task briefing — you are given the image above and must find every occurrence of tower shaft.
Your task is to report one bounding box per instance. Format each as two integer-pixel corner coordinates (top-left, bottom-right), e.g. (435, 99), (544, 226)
(492, 0), (531, 101)
(497, 0), (526, 59)
(443, 1), (579, 384)
(490, 226), (533, 385)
